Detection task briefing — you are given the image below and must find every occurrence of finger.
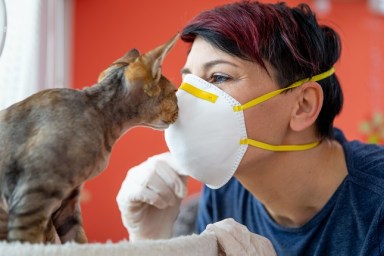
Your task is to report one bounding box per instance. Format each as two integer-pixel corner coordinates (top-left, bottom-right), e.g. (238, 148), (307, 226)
(121, 200), (147, 225)
(133, 153), (188, 198)
(215, 218), (253, 249)
(213, 219), (276, 256)
(116, 165), (146, 205)
(250, 234), (277, 256)
(205, 223), (248, 255)
(116, 176), (135, 207)
(149, 153), (188, 188)
(130, 181), (173, 209)
(155, 160), (187, 198)
(120, 161), (177, 208)
(117, 154), (186, 210)
(117, 175), (170, 210)
(144, 168), (178, 207)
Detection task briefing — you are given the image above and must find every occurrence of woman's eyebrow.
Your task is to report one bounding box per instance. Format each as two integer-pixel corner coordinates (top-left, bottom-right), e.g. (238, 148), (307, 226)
(180, 60), (239, 75)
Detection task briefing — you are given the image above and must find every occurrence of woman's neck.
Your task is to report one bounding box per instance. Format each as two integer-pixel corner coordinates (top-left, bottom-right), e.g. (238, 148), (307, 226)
(235, 139), (348, 227)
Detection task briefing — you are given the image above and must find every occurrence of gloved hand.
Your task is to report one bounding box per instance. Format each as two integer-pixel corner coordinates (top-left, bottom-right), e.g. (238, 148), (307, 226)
(116, 152), (187, 241)
(203, 218), (277, 256)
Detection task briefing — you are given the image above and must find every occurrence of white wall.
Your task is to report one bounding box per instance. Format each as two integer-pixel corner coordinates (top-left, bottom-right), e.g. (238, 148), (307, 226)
(0, 0), (72, 110)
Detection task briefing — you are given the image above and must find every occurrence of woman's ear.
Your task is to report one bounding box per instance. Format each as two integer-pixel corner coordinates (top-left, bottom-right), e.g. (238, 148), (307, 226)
(290, 82), (323, 132)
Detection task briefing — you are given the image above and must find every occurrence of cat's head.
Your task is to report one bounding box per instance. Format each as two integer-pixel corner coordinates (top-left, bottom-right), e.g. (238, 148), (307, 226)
(97, 34), (179, 130)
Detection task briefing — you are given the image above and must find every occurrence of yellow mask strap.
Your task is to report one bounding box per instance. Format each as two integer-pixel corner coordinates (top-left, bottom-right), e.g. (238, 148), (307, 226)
(233, 67), (335, 112)
(240, 139), (320, 151)
(179, 82), (218, 103)
(237, 68), (333, 151)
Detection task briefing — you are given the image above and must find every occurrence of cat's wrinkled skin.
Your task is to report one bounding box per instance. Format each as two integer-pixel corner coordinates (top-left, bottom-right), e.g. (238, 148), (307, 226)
(0, 34), (179, 244)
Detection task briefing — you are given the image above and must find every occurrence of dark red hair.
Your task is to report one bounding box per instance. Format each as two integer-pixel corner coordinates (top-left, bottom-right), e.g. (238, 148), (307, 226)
(181, 0), (343, 139)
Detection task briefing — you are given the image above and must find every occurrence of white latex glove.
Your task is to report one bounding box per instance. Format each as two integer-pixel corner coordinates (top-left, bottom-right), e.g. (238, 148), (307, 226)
(203, 218), (277, 256)
(116, 152), (187, 241)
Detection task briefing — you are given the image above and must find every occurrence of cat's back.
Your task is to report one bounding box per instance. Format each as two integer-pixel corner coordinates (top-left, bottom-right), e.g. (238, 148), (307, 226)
(0, 88), (103, 152)
(1, 88), (92, 130)
(1, 88), (88, 120)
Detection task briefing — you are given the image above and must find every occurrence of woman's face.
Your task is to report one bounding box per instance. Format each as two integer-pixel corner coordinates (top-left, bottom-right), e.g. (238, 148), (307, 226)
(181, 36), (298, 169)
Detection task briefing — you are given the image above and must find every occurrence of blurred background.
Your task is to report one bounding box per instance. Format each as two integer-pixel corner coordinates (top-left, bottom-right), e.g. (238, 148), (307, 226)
(0, 0), (383, 243)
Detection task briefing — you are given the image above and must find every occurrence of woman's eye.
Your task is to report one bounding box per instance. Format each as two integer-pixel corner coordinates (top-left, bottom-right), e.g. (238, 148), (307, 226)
(209, 74), (231, 84)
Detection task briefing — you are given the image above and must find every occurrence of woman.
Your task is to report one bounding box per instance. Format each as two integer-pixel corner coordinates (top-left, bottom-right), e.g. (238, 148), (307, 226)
(117, 1), (384, 255)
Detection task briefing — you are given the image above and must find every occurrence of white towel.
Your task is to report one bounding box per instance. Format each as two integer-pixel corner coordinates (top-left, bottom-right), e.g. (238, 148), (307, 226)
(0, 233), (218, 256)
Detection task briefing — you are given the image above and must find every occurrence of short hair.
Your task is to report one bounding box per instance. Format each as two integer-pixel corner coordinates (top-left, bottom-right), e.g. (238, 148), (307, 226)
(181, 0), (343, 139)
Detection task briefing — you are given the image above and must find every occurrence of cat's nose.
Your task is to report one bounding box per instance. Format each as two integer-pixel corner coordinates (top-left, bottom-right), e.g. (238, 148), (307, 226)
(170, 110), (178, 123)
(163, 106), (178, 125)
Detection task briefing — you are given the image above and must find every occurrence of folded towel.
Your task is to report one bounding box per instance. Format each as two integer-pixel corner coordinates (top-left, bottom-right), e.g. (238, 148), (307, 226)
(0, 233), (218, 256)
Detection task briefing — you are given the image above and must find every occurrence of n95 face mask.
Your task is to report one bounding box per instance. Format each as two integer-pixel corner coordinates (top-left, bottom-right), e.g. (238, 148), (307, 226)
(165, 68), (335, 189)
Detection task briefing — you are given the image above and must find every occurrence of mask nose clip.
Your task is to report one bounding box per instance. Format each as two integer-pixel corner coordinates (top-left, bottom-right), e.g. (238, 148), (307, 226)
(179, 81), (218, 103)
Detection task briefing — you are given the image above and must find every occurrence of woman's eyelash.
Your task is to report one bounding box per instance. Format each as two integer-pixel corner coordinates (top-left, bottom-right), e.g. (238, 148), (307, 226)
(209, 74), (231, 84)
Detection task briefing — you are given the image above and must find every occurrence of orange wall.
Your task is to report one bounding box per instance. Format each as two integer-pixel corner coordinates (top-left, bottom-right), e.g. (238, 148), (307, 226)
(71, 0), (384, 242)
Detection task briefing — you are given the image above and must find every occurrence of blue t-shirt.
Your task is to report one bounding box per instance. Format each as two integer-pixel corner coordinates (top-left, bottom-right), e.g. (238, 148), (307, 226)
(196, 129), (384, 255)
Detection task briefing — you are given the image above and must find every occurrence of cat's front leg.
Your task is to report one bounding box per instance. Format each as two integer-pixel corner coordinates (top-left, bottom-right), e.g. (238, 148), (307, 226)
(45, 219), (61, 243)
(7, 184), (64, 243)
(0, 202), (8, 240)
(53, 186), (88, 243)
(73, 219), (87, 244)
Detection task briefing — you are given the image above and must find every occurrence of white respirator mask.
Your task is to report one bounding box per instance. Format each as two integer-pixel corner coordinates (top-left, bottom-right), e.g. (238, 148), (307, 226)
(165, 68), (334, 189)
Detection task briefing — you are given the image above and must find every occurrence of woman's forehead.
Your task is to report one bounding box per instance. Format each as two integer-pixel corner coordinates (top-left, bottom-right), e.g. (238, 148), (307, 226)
(184, 37), (248, 72)
(189, 37), (229, 60)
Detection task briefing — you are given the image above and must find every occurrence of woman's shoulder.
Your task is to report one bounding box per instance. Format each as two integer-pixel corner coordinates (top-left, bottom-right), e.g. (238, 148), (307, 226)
(335, 128), (384, 192)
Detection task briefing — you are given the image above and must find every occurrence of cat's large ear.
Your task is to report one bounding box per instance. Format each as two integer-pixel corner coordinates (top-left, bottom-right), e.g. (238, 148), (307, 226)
(130, 33), (178, 96)
(97, 48), (141, 83)
(145, 33), (179, 83)
(112, 48), (141, 66)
